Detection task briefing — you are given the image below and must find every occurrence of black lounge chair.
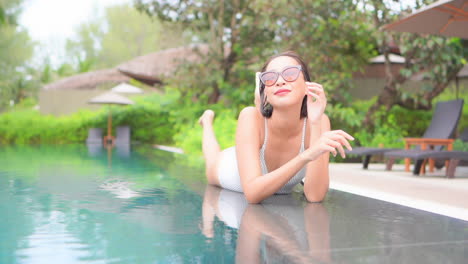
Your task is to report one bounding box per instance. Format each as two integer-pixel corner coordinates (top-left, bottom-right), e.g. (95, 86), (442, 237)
(346, 147), (399, 169)
(459, 127), (468, 142)
(385, 150), (468, 178)
(347, 99), (464, 170)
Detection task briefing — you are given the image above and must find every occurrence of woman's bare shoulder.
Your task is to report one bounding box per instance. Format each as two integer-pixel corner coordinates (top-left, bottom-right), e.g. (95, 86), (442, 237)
(237, 106), (263, 143)
(236, 106), (264, 149)
(238, 106), (262, 123)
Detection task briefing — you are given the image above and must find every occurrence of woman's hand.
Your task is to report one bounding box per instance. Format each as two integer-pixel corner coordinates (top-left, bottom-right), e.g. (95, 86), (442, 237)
(301, 130), (354, 161)
(306, 82), (326, 124)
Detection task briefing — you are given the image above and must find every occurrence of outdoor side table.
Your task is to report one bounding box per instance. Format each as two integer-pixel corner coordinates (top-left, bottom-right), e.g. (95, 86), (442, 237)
(403, 138), (454, 174)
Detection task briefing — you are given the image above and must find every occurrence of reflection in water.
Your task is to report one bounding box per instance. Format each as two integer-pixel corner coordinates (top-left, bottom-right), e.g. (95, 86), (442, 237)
(202, 185), (331, 263)
(0, 145), (224, 263)
(99, 178), (141, 199)
(86, 143), (103, 157)
(86, 143), (131, 168)
(1, 145), (467, 263)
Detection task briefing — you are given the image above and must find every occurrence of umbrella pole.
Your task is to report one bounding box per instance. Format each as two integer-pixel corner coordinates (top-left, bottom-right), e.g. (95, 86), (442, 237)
(108, 108), (112, 139)
(455, 77), (459, 99)
(104, 107), (114, 147)
(107, 144), (112, 169)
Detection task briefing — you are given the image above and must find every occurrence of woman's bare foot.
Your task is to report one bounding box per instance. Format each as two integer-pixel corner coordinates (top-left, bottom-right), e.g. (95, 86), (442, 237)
(198, 110), (215, 126)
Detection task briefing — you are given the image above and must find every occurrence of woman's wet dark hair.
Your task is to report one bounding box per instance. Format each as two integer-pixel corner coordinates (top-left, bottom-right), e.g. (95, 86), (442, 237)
(259, 51), (310, 118)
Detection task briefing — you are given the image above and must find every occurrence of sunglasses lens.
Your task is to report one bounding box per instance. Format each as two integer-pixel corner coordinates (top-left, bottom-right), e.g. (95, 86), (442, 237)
(261, 72), (277, 86)
(282, 67), (300, 82)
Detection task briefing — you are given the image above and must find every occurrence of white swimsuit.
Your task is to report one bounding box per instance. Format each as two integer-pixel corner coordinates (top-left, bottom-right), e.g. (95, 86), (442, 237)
(217, 118), (307, 194)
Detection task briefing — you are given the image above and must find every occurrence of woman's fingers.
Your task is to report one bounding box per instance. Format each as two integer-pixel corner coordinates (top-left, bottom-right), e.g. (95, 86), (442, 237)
(307, 91), (320, 102)
(324, 138), (341, 148)
(307, 88), (325, 100)
(336, 144), (346, 158)
(322, 138), (340, 157)
(321, 130), (355, 157)
(325, 130), (354, 142)
(327, 133), (353, 151)
(306, 82), (323, 90)
(306, 83), (325, 98)
(335, 130), (354, 141)
(322, 144), (337, 157)
(307, 86), (324, 94)
(309, 129), (354, 159)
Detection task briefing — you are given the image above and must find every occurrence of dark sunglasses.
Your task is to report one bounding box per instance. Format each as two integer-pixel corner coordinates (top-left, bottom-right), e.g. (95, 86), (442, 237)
(260, 65), (302, 86)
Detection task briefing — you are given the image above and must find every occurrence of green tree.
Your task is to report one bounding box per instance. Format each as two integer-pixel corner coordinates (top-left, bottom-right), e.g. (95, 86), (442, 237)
(257, 0), (377, 104)
(0, 0), (34, 110)
(0, 0), (21, 25)
(65, 20), (103, 71)
(136, 0), (278, 104)
(0, 6), (5, 24)
(361, 0), (468, 128)
(98, 4), (160, 67)
(136, 0), (376, 107)
(65, 4), (188, 71)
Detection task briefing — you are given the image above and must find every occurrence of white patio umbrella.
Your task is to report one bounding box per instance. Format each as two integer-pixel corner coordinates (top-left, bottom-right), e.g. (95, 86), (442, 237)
(382, 0), (468, 39)
(88, 92), (134, 145)
(111, 82), (144, 94)
(369, 54), (406, 64)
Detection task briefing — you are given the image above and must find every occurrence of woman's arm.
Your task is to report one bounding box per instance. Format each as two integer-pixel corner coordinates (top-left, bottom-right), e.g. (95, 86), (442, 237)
(236, 205), (308, 263)
(303, 115), (330, 202)
(236, 107), (309, 203)
(304, 203), (331, 262)
(302, 82), (353, 202)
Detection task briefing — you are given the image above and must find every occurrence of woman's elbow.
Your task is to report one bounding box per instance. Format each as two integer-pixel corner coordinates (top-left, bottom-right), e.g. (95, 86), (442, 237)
(304, 189), (328, 203)
(244, 189), (263, 204)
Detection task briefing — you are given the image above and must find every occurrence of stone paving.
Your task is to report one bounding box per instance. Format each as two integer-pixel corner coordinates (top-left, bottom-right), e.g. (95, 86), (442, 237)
(329, 163), (468, 221)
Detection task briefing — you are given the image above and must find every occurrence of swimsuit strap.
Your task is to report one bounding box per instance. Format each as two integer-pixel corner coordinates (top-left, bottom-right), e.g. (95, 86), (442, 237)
(260, 118), (268, 173)
(261, 118), (268, 151)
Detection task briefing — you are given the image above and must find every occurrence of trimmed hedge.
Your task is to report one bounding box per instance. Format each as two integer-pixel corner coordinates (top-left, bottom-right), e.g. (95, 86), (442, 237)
(0, 93), (175, 145)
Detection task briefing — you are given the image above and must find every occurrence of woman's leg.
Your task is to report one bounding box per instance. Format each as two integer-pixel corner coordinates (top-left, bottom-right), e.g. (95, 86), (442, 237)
(199, 110), (221, 186)
(201, 185), (222, 239)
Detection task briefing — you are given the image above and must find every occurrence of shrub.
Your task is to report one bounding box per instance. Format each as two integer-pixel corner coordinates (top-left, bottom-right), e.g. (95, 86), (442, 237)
(0, 92), (178, 145)
(173, 107), (238, 156)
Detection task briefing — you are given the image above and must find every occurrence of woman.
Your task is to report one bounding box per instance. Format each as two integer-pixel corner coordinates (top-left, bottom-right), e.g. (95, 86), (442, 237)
(201, 185), (331, 263)
(199, 51), (353, 203)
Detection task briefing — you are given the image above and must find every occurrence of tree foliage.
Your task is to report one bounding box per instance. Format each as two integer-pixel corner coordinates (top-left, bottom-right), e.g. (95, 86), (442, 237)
(360, 0), (468, 127)
(65, 4), (189, 71)
(135, 0), (376, 108)
(136, 0), (466, 125)
(0, 0), (34, 110)
(135, 0), (281, 105)
(257, 0), (377, 103)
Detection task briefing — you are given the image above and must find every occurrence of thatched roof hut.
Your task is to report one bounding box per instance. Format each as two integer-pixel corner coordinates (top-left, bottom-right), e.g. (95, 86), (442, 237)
(42, 44), (210, 90)
(42, 68), (130, 90)
(117, 44), (208, 85)
(39, 45), (209, 115)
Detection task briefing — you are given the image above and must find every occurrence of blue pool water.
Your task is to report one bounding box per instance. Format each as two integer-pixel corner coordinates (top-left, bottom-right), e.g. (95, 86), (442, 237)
(0, 145), (467, 263)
